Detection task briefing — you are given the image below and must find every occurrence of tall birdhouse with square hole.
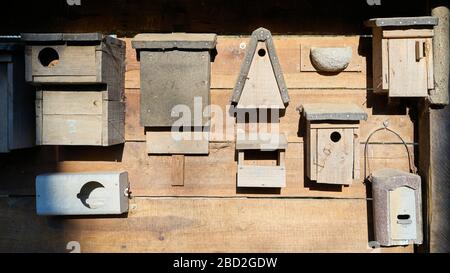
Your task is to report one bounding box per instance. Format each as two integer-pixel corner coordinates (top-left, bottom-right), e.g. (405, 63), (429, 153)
(366, 17), (438, 98)
(0, 37), (35, 153)
(22, 33), (126, 146)
(371, 169), (423, 246)
(232, 28), (289, 188)
(301, 103), (367, 185)
(132, 33), (217, 154)
(36, 171), (130, 216)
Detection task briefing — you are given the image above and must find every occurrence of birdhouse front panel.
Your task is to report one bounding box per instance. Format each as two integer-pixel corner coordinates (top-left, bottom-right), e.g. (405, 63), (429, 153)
(302, 103), (367, 185)
(36, 90), (124, 146)
(366, 17), (437, 98)
(22, 33), (126, 101)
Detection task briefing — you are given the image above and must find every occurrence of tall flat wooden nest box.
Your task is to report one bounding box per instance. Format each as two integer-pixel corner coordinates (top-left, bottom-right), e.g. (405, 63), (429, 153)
(371, 169), (423, 246)
(22, 33), (126, 146)
(132, 33), (217, 155)
(366, 17), (438, 98)
(1, 37), (35, 153)
(232, 28), (289, 188)
(301, 103), (367, 185)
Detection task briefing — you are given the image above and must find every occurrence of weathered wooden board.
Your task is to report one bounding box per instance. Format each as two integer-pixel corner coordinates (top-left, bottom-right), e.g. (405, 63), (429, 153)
(126, 36), (368, 90)
(0, 197), (412, 253)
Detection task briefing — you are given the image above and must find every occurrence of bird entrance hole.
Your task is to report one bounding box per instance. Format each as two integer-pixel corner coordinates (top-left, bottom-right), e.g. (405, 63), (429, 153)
(397, 214), (411, 220)
(330, 131), (342, 143)
(38, 47), (60, 67)
(77, 181), (106, 209)
(258, 48), (267, 57)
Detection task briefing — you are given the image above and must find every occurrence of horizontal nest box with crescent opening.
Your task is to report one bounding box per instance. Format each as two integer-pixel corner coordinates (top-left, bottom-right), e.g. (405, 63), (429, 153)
(36, 171), (130, 216)
(1, 37), (35, 153)
(22, 33), (126, 146)
(371, 169), (423, 246)
(365, 17), (438, 98)
(301, 103), (367, 185)
(232, 28), (289, 188)
(132, 33), (217, 155)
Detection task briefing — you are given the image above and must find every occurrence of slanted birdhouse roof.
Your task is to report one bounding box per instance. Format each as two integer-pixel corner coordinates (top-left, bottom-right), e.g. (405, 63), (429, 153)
(365, 16), (438, 28)
(231, 27), (289, 106)
(300, 103), (368, 121)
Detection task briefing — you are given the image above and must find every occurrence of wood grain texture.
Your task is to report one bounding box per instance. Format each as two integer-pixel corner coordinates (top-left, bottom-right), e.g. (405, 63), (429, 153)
(0, 197), (413, 253)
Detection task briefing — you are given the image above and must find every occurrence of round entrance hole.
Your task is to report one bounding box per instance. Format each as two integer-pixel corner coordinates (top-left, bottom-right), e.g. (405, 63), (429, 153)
(38, 47), (60, 67)
(258, 48), (266, 57)
(330, 131), (342, 143)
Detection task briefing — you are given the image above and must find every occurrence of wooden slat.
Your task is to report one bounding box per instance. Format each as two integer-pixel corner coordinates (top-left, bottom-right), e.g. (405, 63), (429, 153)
(0, 197), (412, 253)
(171, 155), (185, 187)
(42, 91), (103, 115)
(382, 29), (434, 39)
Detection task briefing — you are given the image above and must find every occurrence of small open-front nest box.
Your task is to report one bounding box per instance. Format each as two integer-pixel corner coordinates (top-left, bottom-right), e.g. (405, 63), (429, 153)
(231, 27), (289, 109)
(22, 33), (125, 101)
(236, 133), (287, 188)
(1, 37), (35, 153)
(132, 33), (217, 155)
(301, 103), (368, 185)
(365, 17), (438, 98)
(371, 169), (423, 246)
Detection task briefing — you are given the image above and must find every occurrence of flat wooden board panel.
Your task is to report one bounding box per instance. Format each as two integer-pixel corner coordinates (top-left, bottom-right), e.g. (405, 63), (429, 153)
(42, 91), (103, 115)
(146, 131), (209, 155)
(0, 197), (412, 253)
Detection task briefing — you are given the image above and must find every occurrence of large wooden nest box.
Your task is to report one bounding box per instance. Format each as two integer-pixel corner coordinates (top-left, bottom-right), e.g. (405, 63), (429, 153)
(301, 103), (368, 185)
(366, 17), (438, 98)
(132, 33), (217, 155)
(22, 33), (126, 146)
(236, 133), (288, 188)
(231, 27), (289, 109)
(371, 169), (423, 246)
(1, 37), (35, 153)
(21, 33), (126, 101)
(36, 171), (130, 216)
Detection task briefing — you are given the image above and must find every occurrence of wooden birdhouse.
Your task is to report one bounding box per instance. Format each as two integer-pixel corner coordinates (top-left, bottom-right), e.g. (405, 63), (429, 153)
(36, 171), (130, 216)
(0, 37), (35, 153)
(371, 169), (423, 246)
(22, 33), (125, 101)
(232, 28), (289, 188)
(231, 27), (289, 109)
(366, 17), (438, 98)
(22, 33), (126, 147)
(301, 103), (367, 185)
(132, 33), (217, 154)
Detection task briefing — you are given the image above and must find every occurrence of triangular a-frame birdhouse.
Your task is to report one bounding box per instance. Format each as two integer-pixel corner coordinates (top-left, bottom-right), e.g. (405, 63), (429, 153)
(231, 27), (289, 109)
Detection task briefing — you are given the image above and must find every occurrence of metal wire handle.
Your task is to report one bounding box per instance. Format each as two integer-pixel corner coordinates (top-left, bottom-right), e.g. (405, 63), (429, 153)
(364, 122), (417, 181)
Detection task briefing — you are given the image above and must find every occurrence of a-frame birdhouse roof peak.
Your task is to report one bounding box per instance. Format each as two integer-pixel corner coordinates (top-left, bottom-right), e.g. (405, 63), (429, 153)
(231, 27), (289, 108)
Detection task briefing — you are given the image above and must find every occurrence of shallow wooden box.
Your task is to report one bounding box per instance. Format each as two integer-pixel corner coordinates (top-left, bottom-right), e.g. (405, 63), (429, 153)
(35, 90), (124, 146)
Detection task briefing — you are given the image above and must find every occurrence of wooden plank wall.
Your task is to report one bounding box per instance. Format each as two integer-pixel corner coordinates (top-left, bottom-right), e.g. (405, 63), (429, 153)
(0, 0), (428, 253)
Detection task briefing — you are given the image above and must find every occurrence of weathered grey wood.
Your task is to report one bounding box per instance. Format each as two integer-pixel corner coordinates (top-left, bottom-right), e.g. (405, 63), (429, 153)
(236, 133), (288, 150)
(132, 33), (217, 50)
(231, 27), (289, 105)
(365, 17), (438, 28)
(146, 131), (209, 154)
(23, 33), (125, 101)
(300, 103), (367, 121)
(237, 166), (286, 188)
(430, 6), (449, 106)
(36, 91), (124, 146)
(0, 40), (35, 153)
(138, 50), (211, 127)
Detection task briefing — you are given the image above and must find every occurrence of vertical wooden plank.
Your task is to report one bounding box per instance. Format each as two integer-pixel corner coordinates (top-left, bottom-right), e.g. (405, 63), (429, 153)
(426, 38), (434, 90)
(0, 62), (8, 152)
(353, 128), (361, 180)
(35, 93), (43, 145)
(171, 155), (185, 187)
(317, 129), (353, 185)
